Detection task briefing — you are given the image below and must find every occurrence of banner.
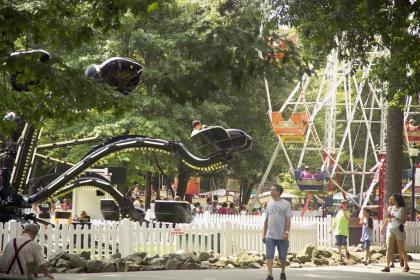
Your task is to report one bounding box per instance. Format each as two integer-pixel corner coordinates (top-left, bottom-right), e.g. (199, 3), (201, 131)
(186, 177), (200, 195)
(271, 112), (309, 143)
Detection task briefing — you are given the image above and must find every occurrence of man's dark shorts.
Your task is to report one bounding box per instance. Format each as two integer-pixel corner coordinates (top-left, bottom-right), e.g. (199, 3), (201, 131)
(265, 238), (289, 261)
(335, 235), (347, 246)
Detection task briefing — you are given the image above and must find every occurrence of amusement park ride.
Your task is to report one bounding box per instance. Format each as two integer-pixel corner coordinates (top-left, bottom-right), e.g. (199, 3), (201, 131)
(251, 49), (420, 217)
(0, 50), (252, 224)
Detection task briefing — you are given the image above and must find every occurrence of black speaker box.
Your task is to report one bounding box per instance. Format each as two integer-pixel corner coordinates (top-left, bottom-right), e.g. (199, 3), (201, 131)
(100, 199), (120, 221)
(154, 201), (193, 224)
(108, 167), (127, 185)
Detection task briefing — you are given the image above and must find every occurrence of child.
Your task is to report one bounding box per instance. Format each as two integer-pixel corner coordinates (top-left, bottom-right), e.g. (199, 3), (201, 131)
(359, 208), (373, 265)
(329, 200), (350, 261)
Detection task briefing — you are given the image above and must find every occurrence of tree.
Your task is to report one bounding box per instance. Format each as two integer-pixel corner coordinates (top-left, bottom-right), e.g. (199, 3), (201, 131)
(101, 0), (302, 201)
(26, 0), (302, 205)
(275, 0), (420, 212)
(0, 0), (158, 132)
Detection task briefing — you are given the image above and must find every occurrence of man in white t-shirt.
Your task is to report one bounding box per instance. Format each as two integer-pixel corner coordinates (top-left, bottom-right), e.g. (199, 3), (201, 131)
(262, 184), (292, 280)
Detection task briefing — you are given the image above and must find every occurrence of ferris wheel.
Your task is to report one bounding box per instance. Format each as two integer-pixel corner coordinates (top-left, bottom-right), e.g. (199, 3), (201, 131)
(249, 49), (419, 212)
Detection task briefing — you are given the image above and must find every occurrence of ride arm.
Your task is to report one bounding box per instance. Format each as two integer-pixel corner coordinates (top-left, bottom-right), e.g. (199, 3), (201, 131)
(49, 177), (145, 223)
(9, 124), (40, 196)
(25, 136), (230, 206)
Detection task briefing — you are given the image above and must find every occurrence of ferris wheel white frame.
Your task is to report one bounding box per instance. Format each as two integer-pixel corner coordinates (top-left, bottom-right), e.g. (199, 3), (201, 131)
(250, 0), (418, 212)
(250, 50), (400, 210)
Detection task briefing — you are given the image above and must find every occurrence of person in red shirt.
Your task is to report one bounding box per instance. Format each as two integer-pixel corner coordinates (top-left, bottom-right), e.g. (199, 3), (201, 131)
(227, 202), (237, 214)
(218, 202), (228, 214)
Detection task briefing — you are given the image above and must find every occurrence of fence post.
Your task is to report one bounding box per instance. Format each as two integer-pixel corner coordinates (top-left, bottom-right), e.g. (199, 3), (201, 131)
(223, 221), (233, 256)
(8, 220), (20, 241)
(326, 215), (332, 247)
(119, 219), (132, 257)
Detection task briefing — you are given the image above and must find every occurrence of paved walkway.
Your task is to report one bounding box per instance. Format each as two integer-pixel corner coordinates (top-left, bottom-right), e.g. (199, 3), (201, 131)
(52, 254), (420, 280)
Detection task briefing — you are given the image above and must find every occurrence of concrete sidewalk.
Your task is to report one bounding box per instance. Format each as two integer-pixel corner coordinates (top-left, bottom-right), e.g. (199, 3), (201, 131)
(2, 254), (419, 280)
(49, 254), (420, 280)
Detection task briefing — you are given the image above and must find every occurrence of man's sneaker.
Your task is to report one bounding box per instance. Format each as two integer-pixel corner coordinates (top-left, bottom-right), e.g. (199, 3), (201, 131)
(280, 272), (286, 280)
(265, 276), (273, 280)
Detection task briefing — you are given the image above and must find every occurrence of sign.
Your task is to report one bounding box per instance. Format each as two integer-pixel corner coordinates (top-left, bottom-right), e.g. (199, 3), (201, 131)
(407, 131), (420, 147)
(415, 164), (420, 188)
(170, 228), (185, 236)
(226, 178), (240, 192)
(271, 112), (309, 143)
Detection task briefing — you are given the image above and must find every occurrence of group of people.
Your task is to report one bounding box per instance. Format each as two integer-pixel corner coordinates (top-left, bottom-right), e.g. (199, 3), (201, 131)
(32, 198), (72, 219)
(1, 180), (414, 280)
(32, 198), (92, 224)
(261, 186), (413, 280)
(329, 194), (411, 273)
(192, 199), (242, 215)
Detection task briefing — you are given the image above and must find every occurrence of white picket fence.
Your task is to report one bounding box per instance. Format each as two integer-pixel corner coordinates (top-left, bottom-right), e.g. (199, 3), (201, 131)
(192, 213), (331, 252)
(1, 215), (419, 261)
(371, 220), (420, 253)
(292, 210), (323, 217)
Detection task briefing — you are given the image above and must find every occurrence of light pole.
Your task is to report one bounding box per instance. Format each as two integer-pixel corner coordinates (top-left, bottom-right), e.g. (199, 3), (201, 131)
(409, 147), (418, 221)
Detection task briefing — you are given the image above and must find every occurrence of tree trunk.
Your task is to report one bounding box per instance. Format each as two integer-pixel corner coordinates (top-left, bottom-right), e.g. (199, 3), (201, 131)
(152, 174), (160, 200)
(239, 180), (243, 205)
(384, 105), (404, 214)
(145, 171), (152, 210)
(240, 178), (254, 205)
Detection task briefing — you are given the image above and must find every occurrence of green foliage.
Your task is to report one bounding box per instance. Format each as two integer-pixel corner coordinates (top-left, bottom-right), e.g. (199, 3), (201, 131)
(276, 0), (420, 101)
(0, 0), (157, 132)
(2, 0), (304, 192)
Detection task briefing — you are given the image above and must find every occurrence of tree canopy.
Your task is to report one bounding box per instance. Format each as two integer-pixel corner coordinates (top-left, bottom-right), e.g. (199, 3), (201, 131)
(1, 0), (303, 202)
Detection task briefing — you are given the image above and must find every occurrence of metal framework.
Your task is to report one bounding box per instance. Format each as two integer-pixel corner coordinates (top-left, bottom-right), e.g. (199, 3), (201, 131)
(250, 50), (404, 210)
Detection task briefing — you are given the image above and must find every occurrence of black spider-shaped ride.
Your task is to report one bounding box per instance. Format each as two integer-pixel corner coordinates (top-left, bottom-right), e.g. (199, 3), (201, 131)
(0, 50), (252, 225)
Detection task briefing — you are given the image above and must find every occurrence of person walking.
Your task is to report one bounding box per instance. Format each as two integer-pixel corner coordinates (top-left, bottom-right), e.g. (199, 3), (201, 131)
(329, 199), (350, 261)
(381, 193), (410, 272)
(262, 184), (292, 280)
(359, 208), (373, 265)
(0, 224), (54, 279)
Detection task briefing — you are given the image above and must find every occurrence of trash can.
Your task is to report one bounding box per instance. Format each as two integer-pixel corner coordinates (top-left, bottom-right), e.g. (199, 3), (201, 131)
(348, 217), (362, 246)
